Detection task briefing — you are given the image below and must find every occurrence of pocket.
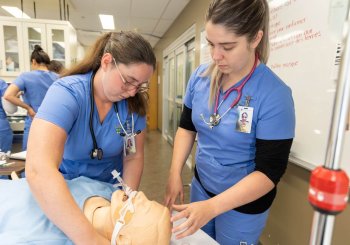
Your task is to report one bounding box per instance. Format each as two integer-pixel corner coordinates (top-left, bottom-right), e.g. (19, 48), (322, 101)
(196, 154), (253, 194)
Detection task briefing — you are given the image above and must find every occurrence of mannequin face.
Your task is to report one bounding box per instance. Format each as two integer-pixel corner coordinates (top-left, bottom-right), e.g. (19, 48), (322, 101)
(112, 190), (171, 244)
(84, 190), (171, 245)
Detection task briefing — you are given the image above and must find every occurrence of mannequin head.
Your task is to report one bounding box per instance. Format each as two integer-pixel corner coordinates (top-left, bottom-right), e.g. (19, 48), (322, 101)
(84, 190), (171, 245)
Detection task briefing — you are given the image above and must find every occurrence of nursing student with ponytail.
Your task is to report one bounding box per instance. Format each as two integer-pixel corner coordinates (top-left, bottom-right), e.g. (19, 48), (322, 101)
(4, 45), (59, 150)
(25, 32), (155, 245)
(165, 0), (295, 244)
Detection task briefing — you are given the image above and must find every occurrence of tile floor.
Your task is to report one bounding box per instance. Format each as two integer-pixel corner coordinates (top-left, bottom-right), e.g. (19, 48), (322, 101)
(140, 129), (193, 204)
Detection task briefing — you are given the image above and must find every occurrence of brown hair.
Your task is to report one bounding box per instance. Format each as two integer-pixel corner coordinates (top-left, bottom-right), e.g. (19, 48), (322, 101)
(48, 60), (65, 74)
(205, 0), (269, 105)
(62, 31), (156, 116)
(31, 45), (50, 65)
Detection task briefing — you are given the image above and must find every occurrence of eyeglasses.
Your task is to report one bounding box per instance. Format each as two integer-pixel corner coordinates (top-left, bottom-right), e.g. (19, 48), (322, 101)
(113, 58), (149, 93)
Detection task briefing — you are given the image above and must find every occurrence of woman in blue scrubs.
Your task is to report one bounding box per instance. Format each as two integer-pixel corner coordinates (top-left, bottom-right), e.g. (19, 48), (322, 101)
(25, 32), (156, 245)
(0, 79), (13, 152)
(165, 0), (295, 244)
(4, 45), (59, 150)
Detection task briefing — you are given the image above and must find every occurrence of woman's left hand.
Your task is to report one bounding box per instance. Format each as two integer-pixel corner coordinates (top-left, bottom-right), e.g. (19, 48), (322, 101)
(171, 200), (216, 239)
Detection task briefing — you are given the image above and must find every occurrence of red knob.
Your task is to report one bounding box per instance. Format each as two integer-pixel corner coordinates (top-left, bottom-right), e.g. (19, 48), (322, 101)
(308, 166), (349, 214)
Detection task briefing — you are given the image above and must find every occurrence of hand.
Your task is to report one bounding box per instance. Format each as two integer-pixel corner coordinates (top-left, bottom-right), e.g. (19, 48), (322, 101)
(171, 200), (216, 239)
(27, 107), (36, 118)
(164, 173), (184, 210)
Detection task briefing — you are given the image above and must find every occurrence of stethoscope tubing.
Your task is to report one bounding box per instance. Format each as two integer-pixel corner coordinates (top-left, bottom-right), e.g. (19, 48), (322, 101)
(213, 52), (258, 115)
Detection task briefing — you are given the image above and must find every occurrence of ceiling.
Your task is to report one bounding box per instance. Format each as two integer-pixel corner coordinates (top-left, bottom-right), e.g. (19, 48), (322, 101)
(0, 0), (191, 47)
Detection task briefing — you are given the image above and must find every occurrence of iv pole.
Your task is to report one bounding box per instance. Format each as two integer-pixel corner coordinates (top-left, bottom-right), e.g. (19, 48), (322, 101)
(308, 1), (350, 244)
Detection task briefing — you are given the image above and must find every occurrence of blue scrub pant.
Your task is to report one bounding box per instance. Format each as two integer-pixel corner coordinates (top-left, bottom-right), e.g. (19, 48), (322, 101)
(190, 177), (269, 245)
(22, 126), (29, 151)
(0, 129), (13, 152)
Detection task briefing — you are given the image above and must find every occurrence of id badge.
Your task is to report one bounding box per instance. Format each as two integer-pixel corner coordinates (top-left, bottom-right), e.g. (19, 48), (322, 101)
(236, 106), (253, 133)
(123, 135), (136, 156)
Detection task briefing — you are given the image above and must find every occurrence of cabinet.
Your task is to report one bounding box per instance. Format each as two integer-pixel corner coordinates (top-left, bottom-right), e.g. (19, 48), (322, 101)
(0, 16), (77, 81)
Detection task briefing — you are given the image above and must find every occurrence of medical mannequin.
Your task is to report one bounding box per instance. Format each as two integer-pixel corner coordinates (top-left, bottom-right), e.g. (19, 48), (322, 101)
(85, 190), (171, 244)
(0, 176), (171, 244)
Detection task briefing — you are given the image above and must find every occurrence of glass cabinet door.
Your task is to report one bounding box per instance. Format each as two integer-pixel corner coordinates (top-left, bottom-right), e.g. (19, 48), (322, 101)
(23, 23), (46, 71)
(0, 21), (23, 76)
(46, 25), (67, 68)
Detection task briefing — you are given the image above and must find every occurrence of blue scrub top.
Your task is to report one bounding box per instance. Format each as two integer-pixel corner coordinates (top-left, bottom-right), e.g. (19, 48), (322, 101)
(0, 80), (9, 122)
(0, 79), (13, 152)
(13, 70), (58, 129)
(0, 176), (115, 244)
(184, 63), (295, 195)
(36, 71), (146, 183)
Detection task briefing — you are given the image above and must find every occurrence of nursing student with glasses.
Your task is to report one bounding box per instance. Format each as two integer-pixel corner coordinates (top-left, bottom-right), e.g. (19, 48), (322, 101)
(165, 0), (295, 244)
(25, 31), (156, 245)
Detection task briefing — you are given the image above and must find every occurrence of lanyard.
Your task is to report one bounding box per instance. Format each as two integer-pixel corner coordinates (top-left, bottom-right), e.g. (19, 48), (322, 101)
(114, 103), (134, 137)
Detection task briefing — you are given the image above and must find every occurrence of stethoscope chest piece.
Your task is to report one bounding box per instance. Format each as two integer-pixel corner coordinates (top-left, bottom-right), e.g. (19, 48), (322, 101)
(209, 113), (220, 128)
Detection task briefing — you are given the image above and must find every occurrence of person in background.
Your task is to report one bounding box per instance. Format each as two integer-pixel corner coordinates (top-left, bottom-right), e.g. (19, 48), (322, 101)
(4, 45), (59, 150)
(164, 0), (295, 244)
(0, 79), (13, 152)
(48, 59), (65, 74)
(25, 31), (155, 245)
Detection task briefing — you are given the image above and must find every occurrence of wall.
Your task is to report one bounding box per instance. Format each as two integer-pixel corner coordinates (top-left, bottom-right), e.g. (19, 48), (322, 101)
(261, 163), (350, 245)
(153, 0), (350, 244)
(153, 0), (212, 131)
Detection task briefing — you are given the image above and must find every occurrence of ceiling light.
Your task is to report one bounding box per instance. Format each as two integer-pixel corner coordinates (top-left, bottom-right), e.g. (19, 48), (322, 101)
(1, 6), (30, 19)
(99, 14), (115, 30)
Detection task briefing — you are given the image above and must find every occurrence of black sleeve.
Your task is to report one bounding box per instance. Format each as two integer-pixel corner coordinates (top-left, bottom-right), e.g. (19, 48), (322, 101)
(255, 138), (293, 185)
(179, 105), (197, 132)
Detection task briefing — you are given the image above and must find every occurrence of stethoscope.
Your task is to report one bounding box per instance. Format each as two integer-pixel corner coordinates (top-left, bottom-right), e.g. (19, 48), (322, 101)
(200, 53), (258, 129)
(89, 72), (140, 160)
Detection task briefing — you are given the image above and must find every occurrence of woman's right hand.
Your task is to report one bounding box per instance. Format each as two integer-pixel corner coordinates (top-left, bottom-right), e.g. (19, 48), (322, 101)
(164, 172), (184, 210)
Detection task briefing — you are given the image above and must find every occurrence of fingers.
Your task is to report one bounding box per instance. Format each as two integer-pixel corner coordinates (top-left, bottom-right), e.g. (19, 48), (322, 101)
(175, 224), (197, 239)
(172, 215), (192, 233)
(170, 205), (188, 223)
(164, 195), (175, 211)
(171, 212), (198, 240)
(172, 204), (187, 212)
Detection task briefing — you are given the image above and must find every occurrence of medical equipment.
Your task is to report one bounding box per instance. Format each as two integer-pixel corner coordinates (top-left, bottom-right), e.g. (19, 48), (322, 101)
(89, 73), (140, 160)
(201, 53), (258, 129)
(89, 72), (104, 160)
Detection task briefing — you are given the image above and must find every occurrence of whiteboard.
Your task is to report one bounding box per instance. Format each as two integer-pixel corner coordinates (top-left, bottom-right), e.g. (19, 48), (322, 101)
(267, 0), (350, 174)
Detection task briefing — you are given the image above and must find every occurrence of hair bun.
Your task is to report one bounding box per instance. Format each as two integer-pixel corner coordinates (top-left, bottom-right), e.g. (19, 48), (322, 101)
(34, 45), (43, 52)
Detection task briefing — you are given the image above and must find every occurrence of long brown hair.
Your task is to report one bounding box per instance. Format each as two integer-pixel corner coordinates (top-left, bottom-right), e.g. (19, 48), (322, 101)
(204, 0), (269, 106)
(62, 31), (156, 116)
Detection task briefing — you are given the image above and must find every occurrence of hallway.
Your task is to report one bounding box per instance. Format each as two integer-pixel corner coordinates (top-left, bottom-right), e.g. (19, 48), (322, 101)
(139, 129), (192, 204)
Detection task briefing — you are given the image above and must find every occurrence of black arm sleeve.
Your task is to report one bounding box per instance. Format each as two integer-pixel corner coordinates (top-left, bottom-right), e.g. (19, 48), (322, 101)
(255, 138), (293, 185)
(179, 105), (197, 132)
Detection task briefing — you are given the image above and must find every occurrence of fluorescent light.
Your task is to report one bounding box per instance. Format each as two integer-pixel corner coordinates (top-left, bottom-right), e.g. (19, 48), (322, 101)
(1, 6), (30, 19)
(99, 14), (115, 30)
